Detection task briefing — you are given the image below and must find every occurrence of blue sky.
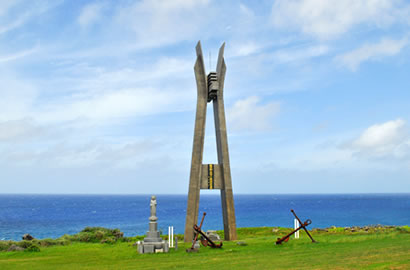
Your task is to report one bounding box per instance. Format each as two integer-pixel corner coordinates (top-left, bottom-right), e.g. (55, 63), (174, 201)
(1, 0), (409, 194)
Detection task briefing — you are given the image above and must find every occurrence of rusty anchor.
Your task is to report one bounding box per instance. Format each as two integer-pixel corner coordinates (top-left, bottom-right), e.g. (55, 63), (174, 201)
(275, 209), (317, 245)
(194, 225), (223, 248)
(186, 212), (222, 252)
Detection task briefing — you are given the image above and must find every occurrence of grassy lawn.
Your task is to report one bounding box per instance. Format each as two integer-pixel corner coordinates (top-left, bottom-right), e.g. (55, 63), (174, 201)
(0, 227), (409, 269)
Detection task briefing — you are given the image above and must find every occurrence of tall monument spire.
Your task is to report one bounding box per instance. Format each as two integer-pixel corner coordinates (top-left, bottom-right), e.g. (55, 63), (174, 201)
(184, 41), (237, 242)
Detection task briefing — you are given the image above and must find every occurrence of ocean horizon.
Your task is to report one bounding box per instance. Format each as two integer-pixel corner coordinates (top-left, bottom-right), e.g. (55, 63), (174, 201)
(1, 193), (409, 241)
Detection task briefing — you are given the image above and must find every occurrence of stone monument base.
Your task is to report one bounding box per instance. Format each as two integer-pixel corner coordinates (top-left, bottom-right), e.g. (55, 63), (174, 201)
(137, 240), (169, 254)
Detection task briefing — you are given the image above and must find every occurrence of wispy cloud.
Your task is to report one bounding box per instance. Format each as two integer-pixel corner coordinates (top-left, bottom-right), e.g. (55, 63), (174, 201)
(336, 37), (408, 71)
(273, 44), (329, 63)
(0, 139), (160, 168)
(227, 96), (280, 132)
(1, 55), (194, 125)
(0, 18), (25, 35)
(113, 0), (211, 49)
(0, 47), (37, 62)
(77, 3), (104, 28)
(0, 1), (62, 35)
(34, 87), (183, 123)
(0, 118), (46, 142)
(230, 42), (264, 57)
(271, 0), (408, 40)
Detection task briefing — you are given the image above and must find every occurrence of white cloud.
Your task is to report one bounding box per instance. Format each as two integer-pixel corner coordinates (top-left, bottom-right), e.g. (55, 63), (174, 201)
(271, 0), (407, 40)
(77, 3), (104, 27)
(264, 119), (410, 172)
(336, 38), (408, 71)
(353, 118), (406, 147)
(231, 42), (263, 57)
(348, 119), (410, 159)
(35, 87), (180, 123)
(227, 96), (280, 132)
(0, 56), (193, 125)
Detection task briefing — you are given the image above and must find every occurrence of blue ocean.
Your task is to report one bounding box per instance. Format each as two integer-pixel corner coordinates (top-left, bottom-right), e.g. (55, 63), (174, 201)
(0, 194), (409, 241)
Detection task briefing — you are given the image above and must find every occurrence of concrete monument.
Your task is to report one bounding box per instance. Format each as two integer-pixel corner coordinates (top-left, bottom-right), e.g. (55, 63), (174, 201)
(184, 41), (237, 242)
(138, 196), (169, 253)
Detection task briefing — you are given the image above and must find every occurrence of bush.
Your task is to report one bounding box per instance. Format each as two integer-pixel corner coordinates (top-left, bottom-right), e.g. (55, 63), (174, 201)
(95, 230), (105, 240)
(36, 238), (70, 247)
(1, 227), (125, 252)
(66, 227), (125, 244)
(2, 239), (67, 252)
(24, 243), (40, 252)
(0, 241), (13, 251)
(17, 240), (35, 249)
(328, 227), (345, 233)
(396, 226), (410, 234)
(100, 237), (116, 244)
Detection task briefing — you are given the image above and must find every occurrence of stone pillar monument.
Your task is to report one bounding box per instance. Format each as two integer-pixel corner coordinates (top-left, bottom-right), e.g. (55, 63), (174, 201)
(184, 41), (237, 242)
(137, 196), (169, 253)
(144, 196), (162, 243)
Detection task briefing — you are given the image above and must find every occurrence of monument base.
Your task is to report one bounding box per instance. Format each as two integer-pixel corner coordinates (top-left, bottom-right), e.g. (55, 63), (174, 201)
(144, 222), (162, 243)
(137, 240), (169, 254)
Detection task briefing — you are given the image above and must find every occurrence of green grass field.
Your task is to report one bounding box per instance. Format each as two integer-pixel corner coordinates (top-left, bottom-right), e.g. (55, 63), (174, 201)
(1, 226), (409, 269)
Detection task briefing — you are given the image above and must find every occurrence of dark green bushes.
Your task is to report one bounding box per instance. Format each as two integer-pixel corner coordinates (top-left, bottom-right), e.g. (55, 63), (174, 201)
(0, 241), (40, 252)
(66, 227), (125, 244)
(1, 227), (125, 252)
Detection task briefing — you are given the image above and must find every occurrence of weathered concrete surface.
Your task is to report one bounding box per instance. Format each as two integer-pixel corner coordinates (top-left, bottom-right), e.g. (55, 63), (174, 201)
(184, 41), (207, 242)
(200, 164), (222, 189)
(214, 43), (237, 241)
(184, 41), (237, 242)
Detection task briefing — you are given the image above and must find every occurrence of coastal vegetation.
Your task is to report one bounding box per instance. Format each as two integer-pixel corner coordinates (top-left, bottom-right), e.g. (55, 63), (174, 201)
(0, 226), (409, 269)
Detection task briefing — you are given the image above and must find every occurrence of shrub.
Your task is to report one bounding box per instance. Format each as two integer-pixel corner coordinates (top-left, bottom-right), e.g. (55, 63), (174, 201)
(100, 237), (116, 244)
(67, 227), (125, 244)
(328, 227), (345, 233)
(24, 243), (40, 252)
(36, 238), (70, 247)
(396, 226), (410, 234)
(17, 240), (35, 249)
(95, 230), (105, 240)
(0, 241), (13, 251)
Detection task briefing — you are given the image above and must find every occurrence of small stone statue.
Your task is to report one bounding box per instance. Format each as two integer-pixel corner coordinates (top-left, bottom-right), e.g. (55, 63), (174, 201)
(149, 195), (158, 221)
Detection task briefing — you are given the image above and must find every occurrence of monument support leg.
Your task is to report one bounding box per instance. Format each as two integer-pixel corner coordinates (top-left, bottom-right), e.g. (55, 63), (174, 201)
(213, 72), (237, 241)
(184, 42), (208, 242)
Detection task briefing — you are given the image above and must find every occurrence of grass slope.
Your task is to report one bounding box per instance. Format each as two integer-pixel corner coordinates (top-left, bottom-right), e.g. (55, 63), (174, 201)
(0, 227), (409, 269)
